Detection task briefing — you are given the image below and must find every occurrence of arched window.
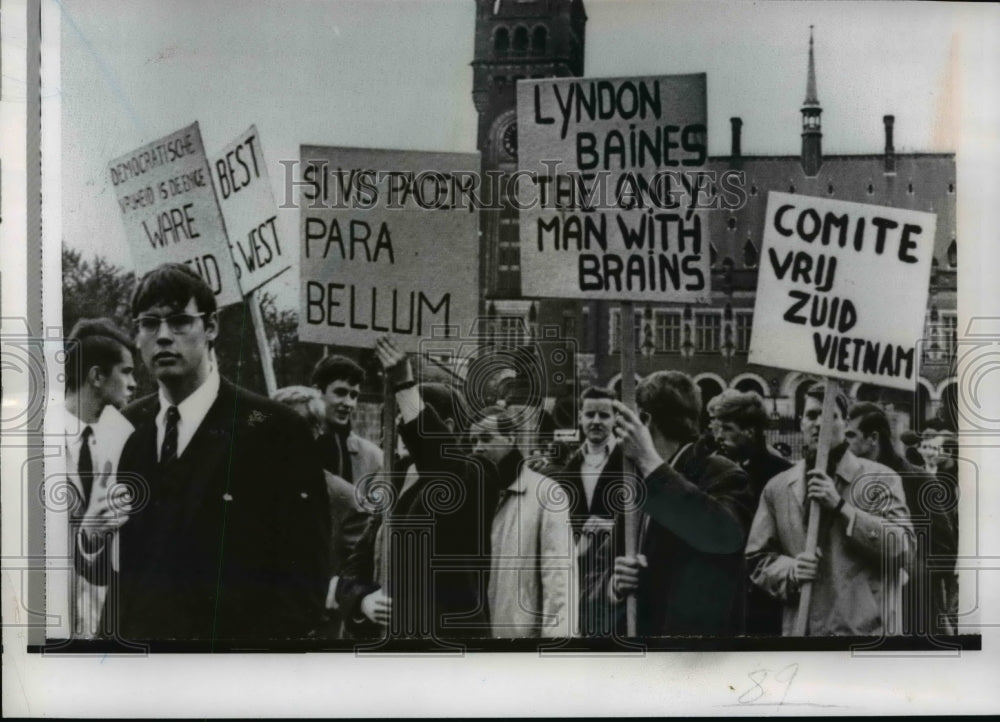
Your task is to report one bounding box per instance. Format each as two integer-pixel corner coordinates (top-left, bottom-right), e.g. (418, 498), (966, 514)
(743, 239), (758, 268)
(513, 26), (529, 52)
(709, 242), (718, 267)
(727, 217), (736, 231)
(532, 25), (547, 53)
(494, 26), (509, 54)
(947, 239), (957, 267)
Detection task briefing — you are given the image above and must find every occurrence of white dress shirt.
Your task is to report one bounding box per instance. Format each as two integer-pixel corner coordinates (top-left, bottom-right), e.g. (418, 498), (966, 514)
(155, 366), (220, 460)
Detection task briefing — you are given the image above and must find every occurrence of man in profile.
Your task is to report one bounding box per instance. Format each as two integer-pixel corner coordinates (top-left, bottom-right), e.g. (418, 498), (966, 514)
(608, 372), (754, 636)
(311, 354), (383, 486)
(707, 389), (792, 635)
(59, 318), (136, 638)
(83, 263), (330, 644)
(844, 402), (957, 635)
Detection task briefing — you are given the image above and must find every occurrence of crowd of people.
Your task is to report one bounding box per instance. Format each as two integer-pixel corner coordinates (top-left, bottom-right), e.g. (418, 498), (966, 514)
(59, 262), (960, 645)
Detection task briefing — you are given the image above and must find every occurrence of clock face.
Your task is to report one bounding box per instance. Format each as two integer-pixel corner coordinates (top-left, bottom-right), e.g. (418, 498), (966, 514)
(501, 122), (518, 158)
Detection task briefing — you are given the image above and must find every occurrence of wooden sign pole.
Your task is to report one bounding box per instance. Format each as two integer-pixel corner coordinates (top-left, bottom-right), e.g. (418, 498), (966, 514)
(378, 375), (397, 593)
(619, 301), (639, 637)
(247, 288), (278, 396)
(793, 379), (840, 636)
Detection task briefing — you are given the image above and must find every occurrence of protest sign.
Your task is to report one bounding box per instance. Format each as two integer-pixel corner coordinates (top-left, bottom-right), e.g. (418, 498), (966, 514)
(212, 125), (290, 293)
(108, 122), (242, 306)
(749, 192), (936, 391)
(516, 74), (711, 302)
(297, 146), (480, 352)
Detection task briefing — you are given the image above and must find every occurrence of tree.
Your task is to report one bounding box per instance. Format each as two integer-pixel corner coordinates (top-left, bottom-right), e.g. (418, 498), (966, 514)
(62, 245), (136, 334)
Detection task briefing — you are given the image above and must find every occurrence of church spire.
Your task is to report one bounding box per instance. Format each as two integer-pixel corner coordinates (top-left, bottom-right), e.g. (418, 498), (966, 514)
(804, 25), (819, 106)
(800, 25), (823, 176)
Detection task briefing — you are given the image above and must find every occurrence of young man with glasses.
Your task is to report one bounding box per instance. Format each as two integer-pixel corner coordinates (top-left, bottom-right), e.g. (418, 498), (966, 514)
(81, 263), (331, 645)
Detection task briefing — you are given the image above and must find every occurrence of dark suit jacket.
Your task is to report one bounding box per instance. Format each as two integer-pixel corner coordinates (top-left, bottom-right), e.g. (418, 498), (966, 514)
(338, 404), (493, 639)
(555, 444), (628, 535)
(89, 378), (331, 644)
(595, 444), (755, 637)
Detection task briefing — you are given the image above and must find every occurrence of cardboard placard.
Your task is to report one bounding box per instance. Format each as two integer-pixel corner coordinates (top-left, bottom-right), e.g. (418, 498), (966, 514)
(749, 192), (936, 390)
(516, 74), (711, 302)
(298, 146), (480, 352)
(212, 126), (290, 293)
(108, 122), (242, 306)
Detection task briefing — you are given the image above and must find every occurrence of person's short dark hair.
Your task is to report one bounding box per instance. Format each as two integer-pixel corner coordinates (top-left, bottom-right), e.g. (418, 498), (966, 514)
(804, 382), (850, 418)
(64, 318), (135, 392)
(847, 401), (895, 457)
(708, 389), (769, 432)
(636, 371), (701, 442)
(580, 385), (615, 403)
(419, 382), (467, 433)
(900, 429), (922, 447)
(311, 354), (365, 391)
(474, 404), (517, 437)
(131, 262), (217, 317)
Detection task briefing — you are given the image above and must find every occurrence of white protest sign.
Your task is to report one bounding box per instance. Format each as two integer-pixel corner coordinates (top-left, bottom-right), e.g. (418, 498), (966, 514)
(517, 74), (711, 302)
(298, 146), (480, 352)
(749, 192), (936, 391)
(211, 126), (290, 293)
(108, 122), (242, 306)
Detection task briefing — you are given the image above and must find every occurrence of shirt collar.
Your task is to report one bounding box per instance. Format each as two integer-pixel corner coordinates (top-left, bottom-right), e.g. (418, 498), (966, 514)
(583, 436), (615, 458)
(668, 442), (692, 467)
(156, 365), (221, 455)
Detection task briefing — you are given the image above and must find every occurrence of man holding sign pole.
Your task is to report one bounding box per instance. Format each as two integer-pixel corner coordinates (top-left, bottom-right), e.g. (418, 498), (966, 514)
(606, 371), (754, 636)
(745, 383), (913, 636)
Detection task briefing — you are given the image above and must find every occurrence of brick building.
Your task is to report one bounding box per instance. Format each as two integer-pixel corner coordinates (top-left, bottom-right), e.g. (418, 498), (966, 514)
(471, 2), (957, 435)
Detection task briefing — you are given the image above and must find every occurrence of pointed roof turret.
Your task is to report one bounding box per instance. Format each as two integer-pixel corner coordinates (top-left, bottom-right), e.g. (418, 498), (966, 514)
(803, 25), (820, 107)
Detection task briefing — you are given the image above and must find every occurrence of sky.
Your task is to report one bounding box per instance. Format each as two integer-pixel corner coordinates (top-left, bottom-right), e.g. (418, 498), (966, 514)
(57, 0), (985, 309)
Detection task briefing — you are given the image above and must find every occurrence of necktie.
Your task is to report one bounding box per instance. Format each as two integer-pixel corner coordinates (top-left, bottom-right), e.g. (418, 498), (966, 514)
(161, 406), (180, 465)
(78, 425), (94, 503)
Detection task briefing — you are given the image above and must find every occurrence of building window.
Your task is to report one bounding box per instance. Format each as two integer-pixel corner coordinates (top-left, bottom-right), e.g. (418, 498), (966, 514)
(736, 311), (753, 352)
(654, 310), (682, 352)
(562, 312), (577, 343)
(947, 239), (957, 267)
(948, 182), (955, 194)
(907, 182), (914, 194)
(867, 183), (874, 194)
(581, 307), (593, 353)
(727, 217), (736, 231)
(941, 312), (958, 357)
(609, 307), (642, 354)
(496, 315), (527, 349)
(743, 239), (758, 268)
(532, 25), (547, 52)
(750, 184), (758, 196)
(922, 309), (958, 362)
(709, 242), (718, 267)
(788, 184), (796, 193)
(494, 27), (509, 54)
(513, 25), (529, 52)
(828, 183), (834, 195)
(695, 311), (721, 352)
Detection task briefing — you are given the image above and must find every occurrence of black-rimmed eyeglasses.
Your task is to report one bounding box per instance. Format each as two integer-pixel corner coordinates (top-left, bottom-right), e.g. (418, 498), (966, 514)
(133, 312), (206, 335)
